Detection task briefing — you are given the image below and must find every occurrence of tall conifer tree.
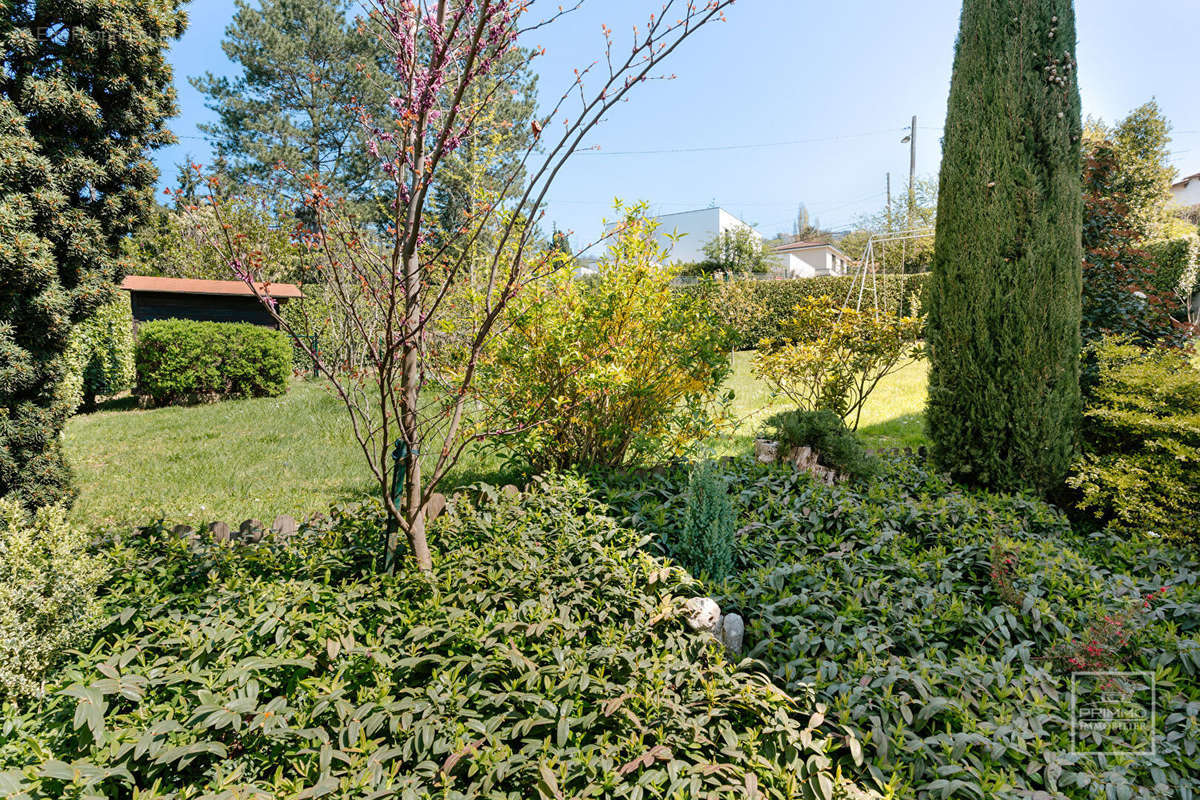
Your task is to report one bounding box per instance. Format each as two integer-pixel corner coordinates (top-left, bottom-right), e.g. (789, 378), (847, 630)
(0, 2), (186, 507)
(926, 0), (1083, 494)
(193, 0), (387, 217)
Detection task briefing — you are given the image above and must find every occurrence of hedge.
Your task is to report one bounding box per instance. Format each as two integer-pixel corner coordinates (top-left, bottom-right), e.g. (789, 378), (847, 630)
(134, 319), (291, 406)
(1145, 234), (1200, 317)
(57, 295), (135, 413)
(682, 273), (930, 349)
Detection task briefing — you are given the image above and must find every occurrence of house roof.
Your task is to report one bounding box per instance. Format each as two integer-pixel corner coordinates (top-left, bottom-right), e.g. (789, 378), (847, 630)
(1173, 172), (1200, 188)
(774, 240), (849, 259)
(120, 275), (304, 299)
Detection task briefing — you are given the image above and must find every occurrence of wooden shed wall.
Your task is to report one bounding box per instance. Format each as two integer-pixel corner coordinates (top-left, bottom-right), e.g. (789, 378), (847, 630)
(129, 291), (285, 328)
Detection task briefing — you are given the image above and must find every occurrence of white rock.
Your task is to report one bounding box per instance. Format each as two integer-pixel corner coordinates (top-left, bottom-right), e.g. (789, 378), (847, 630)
(684, 597), (721, 633)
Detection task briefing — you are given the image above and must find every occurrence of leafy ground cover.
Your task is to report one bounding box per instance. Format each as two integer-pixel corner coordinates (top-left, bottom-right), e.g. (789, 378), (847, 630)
(0, 478), (873, 799)
(64, 356), (929, 530)
(598, 457), (1200, 799)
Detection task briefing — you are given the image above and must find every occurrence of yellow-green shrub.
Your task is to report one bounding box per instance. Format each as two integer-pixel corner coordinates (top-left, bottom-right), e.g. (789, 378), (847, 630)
(753, 295), (923, 429)
(481, 203), (734, 470)
(0, 500), (106, 701)
(1068, 338), (1200, 544)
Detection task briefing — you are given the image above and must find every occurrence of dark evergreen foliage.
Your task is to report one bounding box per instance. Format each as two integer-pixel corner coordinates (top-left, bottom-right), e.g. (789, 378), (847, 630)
(0, 1), (186, 506)
(193, 0), (386, 219)
(927, 0), (1083, 494)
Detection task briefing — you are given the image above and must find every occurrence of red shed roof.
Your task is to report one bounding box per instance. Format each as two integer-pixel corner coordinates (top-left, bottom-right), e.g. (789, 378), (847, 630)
(120, 275), (303, 299)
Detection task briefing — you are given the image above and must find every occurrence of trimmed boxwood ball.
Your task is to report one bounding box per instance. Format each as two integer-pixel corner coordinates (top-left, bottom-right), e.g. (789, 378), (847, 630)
(134, 319), (291, 406)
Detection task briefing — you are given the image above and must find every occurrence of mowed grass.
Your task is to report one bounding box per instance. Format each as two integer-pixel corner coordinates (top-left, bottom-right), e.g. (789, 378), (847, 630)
(64, 381), (510, 530)
(721, 350), (929, 453)
(65, 355), (928, 529)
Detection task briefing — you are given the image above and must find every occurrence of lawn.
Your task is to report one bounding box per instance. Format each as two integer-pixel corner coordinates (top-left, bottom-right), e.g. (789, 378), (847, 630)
(721, 350), (929, 454)
(65, 353), (928, 529)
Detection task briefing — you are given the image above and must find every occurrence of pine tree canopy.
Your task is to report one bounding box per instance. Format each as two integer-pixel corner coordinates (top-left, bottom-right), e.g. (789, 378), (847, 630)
(192, 0), (388, 215)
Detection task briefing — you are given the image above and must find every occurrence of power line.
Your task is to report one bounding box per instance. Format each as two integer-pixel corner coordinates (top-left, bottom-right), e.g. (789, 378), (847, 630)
(576, 127), (907, 156)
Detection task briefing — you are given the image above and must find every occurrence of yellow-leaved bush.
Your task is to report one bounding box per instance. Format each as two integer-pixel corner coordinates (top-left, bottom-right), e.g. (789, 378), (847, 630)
(0, 500), (106, 701)
(480, 202), (735, 471)
(752, 295), (924, 429)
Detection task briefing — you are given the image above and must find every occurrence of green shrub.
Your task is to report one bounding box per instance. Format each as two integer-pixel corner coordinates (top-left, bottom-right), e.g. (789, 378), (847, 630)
(1145, 234), (1200, 322)
(0, 499), (105, 702)
(682, 273), (929, 350)
(0, 478), (875, 798)
(762, 408), (878, 482)
(675, 461), (736, 582)
(598, 457), (1200, 799)
(134, 319), (291, 406)
(1068, 338), (1200, 545)
(58, 294), (135, 412)
(927, 0), (1083, 495)
(482, 203), (733, 471)
(752, 295), (923, 429)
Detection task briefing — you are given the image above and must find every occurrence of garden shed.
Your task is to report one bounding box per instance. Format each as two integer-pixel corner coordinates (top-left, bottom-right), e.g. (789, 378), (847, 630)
(120, 276), (303, 329)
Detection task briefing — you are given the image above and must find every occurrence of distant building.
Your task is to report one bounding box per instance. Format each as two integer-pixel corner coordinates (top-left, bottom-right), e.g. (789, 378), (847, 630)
(1172, 172), (1200, 207)
(605, 207), (760, 265)
(773, 240), (852, 278)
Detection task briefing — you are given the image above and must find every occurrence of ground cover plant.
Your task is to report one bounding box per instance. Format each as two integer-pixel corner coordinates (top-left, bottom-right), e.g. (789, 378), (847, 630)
(0, 478), (875, 799)
(598, 457), (1200, 799)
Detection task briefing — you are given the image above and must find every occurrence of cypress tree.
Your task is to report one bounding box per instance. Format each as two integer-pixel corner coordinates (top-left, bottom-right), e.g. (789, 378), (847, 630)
(0, 2), (186, 507)
(926, 0), (1083, 494)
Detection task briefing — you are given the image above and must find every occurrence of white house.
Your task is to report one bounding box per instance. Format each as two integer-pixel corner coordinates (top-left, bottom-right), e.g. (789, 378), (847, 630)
(1172, 172), (1200, 207)
(773, 240), (852, 278)
(605, 207), (760, 265)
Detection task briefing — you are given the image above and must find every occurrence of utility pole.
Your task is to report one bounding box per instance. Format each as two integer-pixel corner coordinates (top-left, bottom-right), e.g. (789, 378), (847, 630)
(886, 172), (892, 231)
(907, 114), (917, 226)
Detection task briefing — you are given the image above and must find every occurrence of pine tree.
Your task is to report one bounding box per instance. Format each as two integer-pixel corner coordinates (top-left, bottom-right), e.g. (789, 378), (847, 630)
(193, 0), (388, 217)
(926, 0), (1083, 494)
(0, 2), (185, 507)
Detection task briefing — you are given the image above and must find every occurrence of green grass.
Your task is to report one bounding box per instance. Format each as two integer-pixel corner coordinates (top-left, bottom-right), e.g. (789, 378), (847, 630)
(65, 355), (929, 529)
(721, 351), (929, 453)
(64, 381), (510, 530)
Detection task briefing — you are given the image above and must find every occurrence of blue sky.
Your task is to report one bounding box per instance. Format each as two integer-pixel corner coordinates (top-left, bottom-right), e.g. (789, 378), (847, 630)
(157, 0), (1200, 245)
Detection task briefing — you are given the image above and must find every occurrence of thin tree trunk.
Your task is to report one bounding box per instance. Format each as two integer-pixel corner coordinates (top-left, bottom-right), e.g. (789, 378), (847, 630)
(401, 246), (432, 572)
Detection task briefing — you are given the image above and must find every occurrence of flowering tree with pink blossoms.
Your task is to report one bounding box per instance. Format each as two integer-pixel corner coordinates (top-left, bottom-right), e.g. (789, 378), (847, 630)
(194, 0), (735, 572)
